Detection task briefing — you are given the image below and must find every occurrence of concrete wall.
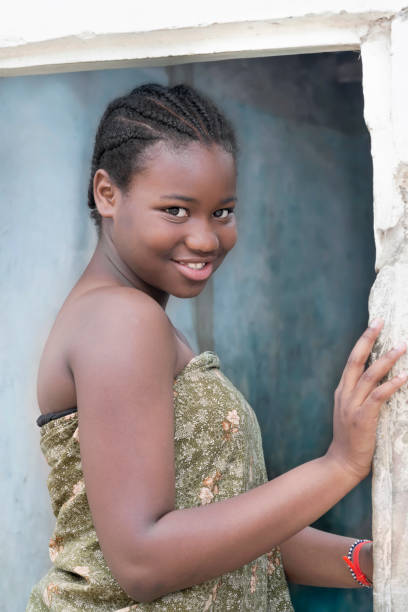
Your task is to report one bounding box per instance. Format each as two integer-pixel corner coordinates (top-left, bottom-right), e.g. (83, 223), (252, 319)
(1, 53), (374, 611)
(1, 1), (407, 76)
(361, 16), (408, 611)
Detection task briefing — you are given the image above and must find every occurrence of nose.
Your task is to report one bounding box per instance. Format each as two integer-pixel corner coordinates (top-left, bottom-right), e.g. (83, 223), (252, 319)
(184, 220), (220, 254)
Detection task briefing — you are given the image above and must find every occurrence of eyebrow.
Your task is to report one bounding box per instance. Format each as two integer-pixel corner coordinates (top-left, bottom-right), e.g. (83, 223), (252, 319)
(160, 194), (237, 205)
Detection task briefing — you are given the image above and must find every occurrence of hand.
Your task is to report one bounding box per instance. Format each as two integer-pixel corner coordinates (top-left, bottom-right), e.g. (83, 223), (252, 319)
(326, 320), (407, 481)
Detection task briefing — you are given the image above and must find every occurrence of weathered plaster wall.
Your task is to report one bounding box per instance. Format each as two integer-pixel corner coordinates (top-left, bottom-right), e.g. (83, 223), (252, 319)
(361, 10), (408, 611)
(1, 2), (407, 75)
(2, 0), (406, 45)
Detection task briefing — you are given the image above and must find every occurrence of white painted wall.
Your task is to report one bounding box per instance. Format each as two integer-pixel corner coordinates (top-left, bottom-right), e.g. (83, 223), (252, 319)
(0, 2), (407, 75)
(1, 1), (406, 45)
(361, 12), (408, 611)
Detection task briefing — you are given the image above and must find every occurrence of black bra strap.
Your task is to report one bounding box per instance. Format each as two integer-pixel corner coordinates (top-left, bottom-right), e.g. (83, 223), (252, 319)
(36, 406), (78, 427)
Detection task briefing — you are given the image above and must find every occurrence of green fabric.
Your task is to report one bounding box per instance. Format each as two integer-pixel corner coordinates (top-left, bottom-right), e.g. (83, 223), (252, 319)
(27, 351), (294, 611)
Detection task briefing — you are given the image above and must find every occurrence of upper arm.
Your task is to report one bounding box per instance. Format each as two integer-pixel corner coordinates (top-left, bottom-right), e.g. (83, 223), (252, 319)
(67, 288), (178, 594)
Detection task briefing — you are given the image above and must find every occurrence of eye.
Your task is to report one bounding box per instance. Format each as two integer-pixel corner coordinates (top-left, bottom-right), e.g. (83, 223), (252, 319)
(164, 207), (188, 217)
(213, 207), (235, 219)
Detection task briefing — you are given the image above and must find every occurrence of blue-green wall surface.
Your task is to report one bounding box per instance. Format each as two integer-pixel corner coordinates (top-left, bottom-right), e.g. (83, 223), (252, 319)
(1, 53), (374, 611)
(192, 54), (375, 611)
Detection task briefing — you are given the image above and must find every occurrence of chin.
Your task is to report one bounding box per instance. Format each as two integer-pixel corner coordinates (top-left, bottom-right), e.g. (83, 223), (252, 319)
(170, 284), (208, 299)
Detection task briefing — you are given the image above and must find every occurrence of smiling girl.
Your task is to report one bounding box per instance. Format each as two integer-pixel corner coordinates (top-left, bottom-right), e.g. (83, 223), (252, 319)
(27, 83), (406, 611)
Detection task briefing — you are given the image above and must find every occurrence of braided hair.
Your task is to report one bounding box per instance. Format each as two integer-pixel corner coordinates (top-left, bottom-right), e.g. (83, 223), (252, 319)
(87, 83), (238, 230)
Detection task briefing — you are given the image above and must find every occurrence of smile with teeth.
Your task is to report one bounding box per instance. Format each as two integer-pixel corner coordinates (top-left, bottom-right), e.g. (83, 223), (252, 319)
(172, 259), (214, 281)
(177, 262), (207, 269)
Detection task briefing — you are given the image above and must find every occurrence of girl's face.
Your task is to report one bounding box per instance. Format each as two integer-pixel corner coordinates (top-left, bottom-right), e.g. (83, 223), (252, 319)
(98, 140), (237, 301)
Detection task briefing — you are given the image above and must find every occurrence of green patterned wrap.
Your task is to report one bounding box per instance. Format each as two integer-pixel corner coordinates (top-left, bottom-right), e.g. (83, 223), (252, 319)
(27, 351), (294, 611)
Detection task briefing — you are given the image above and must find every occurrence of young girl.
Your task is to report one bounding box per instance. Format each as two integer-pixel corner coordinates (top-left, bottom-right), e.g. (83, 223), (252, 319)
(27, 83), (406, 611)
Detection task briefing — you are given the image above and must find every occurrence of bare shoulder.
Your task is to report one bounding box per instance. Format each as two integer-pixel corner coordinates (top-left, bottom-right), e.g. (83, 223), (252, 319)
(67, 285), (172, 335)
(66, 286), (177, 378)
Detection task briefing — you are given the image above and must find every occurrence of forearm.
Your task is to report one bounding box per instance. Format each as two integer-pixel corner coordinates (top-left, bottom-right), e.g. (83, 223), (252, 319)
(280, 527), (373, 588)
(128, 454), (360, 601)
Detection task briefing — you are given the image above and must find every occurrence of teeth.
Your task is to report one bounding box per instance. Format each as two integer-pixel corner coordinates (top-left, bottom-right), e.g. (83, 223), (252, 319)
(180, 262), (206, 269)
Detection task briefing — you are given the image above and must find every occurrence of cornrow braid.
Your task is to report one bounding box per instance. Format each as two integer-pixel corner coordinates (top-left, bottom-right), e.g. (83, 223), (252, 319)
(87, 83), (237, 231)
(95, 125), (157, 165)
(174, 85), (215, 138)
(140, 85), (209, 138)
(145, 96), (203, 141)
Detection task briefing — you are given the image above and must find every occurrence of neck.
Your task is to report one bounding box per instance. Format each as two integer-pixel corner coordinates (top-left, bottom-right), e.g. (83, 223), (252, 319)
(83, 226), (170, 309)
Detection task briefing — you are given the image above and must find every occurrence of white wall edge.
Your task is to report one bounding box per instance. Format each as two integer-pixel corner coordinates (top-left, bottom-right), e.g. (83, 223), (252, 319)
(0, 13), (392, 77)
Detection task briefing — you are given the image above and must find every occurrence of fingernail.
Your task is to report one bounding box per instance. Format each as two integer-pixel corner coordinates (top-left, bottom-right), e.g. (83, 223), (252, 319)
(397, 371), (408, 379)
(393, 342), (407, 352)
(369, 318), (383, 329)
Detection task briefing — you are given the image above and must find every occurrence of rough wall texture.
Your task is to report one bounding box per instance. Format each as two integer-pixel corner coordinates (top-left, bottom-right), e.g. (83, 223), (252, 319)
(1, 2), (407, 77)
(361, 10), (408, 612)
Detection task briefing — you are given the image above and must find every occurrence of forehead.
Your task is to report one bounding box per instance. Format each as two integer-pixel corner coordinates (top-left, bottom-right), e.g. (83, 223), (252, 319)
(129, 140), (237, 196)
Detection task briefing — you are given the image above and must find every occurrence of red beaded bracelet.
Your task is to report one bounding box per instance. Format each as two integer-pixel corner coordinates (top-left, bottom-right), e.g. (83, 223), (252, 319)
(343, 539), (373, 588)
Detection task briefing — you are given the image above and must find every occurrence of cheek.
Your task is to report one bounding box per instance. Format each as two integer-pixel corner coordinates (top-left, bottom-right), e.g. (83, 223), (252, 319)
(141, 224), (180, 254)
(223, 224), (238, 252)
(116, 207), (174, 253)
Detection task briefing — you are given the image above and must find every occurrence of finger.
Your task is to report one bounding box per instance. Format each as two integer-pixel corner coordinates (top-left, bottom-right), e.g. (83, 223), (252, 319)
(352, 342), (407, 405)
(339, 320), (384, 392)
(362, 372), (408, 417)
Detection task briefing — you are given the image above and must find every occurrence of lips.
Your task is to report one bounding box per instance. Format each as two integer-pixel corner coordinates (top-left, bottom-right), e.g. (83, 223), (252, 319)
(172, 260), (214, 281)
(173, 258), (215, 265)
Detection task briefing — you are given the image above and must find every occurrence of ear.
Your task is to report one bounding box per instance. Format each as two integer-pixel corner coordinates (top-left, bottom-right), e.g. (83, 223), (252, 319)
(93, 169), (121, 220)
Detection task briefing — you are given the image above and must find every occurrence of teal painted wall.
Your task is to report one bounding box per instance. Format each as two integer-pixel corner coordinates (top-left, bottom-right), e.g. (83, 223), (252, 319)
(1, 53), (374, 611)
(192, 54), (375, 611)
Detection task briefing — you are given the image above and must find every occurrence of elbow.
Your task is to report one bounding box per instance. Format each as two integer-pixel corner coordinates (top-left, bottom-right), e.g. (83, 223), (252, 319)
(106, 534), (177, 602)
(124, 580), (168, 604)
(118, 564), (169, 603)
(124, 586), (158, 604)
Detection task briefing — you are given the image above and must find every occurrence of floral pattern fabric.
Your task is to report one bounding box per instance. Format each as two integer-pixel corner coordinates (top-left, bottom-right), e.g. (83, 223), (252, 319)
(27, 351), (294, 611)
